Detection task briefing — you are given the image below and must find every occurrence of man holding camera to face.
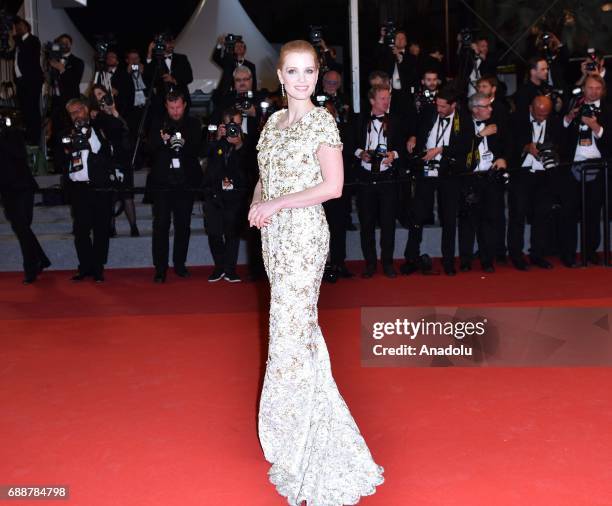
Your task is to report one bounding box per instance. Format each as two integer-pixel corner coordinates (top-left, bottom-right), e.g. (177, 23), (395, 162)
(351, 85), (405, 279)
(145, 32), (193, 120)
(203, 108), (251, 283)
(562, 75), (612, 266)
(148, 91), (202, 283)
(212, 34), (257, 103)
(61, 98), (123, 282)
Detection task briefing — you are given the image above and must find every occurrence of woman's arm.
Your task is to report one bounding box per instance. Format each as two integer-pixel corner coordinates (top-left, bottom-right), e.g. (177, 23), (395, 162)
(248, 144), (343, 228)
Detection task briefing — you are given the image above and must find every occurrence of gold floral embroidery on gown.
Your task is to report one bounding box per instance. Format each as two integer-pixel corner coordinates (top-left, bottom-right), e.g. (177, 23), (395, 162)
(256, 106), (385, 505)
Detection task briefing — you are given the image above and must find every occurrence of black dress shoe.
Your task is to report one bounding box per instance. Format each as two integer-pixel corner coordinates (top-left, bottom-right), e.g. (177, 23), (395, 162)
(511, 257), (529, 271)
(154, 270), (167, 283)
(39, 258), (52, 272)
(130, 225), (140, 237)
(530, 257), (553, 269)
(443, 262), (456, 276)
(587, 252), (601, 265)
(93, 272), (105, 283)
(400, 261), (418, 275)
(174, 265), (191, 278)
(561, 257), (578, 269)
(481, 262), (495, 273)
(361, 265), (376, 278)
(71, 272), (88, 282)
(323, 264), (338, 283)
(336, 264), (355, 278)
(23, 273), (37, 285)
(460, 260), (472, 272)
(383, 264), (397, 278)
(496, 254), (508, 264)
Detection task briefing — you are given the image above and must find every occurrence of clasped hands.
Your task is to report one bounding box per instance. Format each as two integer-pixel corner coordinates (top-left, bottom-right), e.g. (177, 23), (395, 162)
(248, 199), (279, 229)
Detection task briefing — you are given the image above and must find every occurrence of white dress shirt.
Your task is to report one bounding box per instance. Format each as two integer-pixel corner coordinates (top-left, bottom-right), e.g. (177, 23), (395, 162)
(426, 112), (455, 161)
(354, 117), (398, 171)
(522, 114), (546, 172)
(473, 119), (493, 172)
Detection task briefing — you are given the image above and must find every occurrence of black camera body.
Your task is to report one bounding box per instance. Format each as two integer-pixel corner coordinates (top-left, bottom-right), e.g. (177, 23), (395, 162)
(225, 33), (243, 53)
(153, 33), (168, 59)
(581, 102), (601, 118)
(367, 144), (388, 174)
(225, 122), (242, 138)
(44, 41), (67, 62)
(98, 93), (113, 109)
(0, 114), (13, 135)
(459, 27), (477, 51)
(235, 91), (254, 113)
(536, 141), (558, 170)
(309, 26), (323, 45)
(383, 21), (396, 47)
(63, 121), (91, 153)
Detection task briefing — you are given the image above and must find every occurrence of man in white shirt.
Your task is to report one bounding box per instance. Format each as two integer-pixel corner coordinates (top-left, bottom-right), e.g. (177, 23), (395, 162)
(562, 74), (611, 265)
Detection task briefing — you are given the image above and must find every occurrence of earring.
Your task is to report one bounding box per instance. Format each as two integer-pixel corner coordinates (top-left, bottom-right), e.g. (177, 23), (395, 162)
(281, 83), (285, 97)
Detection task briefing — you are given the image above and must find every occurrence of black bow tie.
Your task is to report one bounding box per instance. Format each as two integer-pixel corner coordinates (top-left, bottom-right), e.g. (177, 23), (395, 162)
(371, 114), (385, 121)
(532, 119), (543, 127)
(475, 120), (485, 127)
(440, 117), (450, 124)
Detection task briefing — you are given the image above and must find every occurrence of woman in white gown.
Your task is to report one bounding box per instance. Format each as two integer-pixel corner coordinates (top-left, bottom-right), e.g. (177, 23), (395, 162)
(248, 40), (384, 506)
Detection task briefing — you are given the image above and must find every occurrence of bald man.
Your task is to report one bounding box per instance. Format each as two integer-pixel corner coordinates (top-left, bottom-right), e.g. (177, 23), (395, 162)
(508, 95), (576, 270)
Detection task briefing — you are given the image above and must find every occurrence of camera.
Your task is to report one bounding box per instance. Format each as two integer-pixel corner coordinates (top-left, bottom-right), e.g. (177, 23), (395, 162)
(315, 94), (328, 107)
(131, 63), (140, 73)
(309, 26), (323, 45)
(0, 114), (12, 135)
(383, 21), (396, 47)
(98, 93), (113, 109)
(585, 47), (599, 72)
(62, 120), (91, 172)
(93, 34), (117, 66)
(368, 143), (388, 174)
(581, 102), (601, 118)
(166, 129), (185, 152)
(153, 33), (168, 59)
(459, 27), (477, 50)
(536, 141), (558, 170)
(44, 41), (67, 62)
(225, 122), (242, 138)
(235, 91), (254, 112)
(224, 33), (243, 53)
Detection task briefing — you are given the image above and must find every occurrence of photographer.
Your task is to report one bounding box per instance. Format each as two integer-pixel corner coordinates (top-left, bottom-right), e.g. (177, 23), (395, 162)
(534, 31), (569, 93)
(309, 34), (342, 76)
(464, 36), (498, 98)
(458, 93), (508, 273)
(350, 85), (405, 278)
(47, 34), (84, 169)
(89, 85), (138, 238)
(562, 75), (612, 266)
(0, 117), (51, 284)
(514, 57), (551, 116)
(93, 49), (120, 98)
(508, 95), (570, 270)
(144, 32), (193, 120)
(575, 49), (612, 98)
(11, 17), (43, 146)
(203, 108), (251, 283)
(61, 98), (123, 282)
(212, 34), (257, 102)
(401, 87), (472, 276)
(212, 65), (262, 148)
(148, 91), (202, 283)
(421, 46), (446, 83)
(413, 69), (441, 118)
(376, 27), (418, 95)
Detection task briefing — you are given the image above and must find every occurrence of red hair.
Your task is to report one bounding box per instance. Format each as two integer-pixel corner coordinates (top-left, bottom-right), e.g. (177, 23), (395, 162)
(277, 40), (319, 71)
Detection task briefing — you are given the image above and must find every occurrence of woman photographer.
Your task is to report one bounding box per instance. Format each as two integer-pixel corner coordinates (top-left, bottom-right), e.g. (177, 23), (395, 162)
(88, 84), (139, 237)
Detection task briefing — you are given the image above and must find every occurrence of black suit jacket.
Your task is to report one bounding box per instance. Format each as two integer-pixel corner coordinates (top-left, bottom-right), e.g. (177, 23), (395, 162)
(111, 67), (149, 117)
(0, 129), (37, 191)
(466, 117), (508, 172)
(212, 46), (257, 98)
(14, 34), (43, 85)
(415, 108), (473, 171)
(144, 53), (193, 104)
(375, 44), (418, 94)
(562, 102), (612, 162)
(56, 54), (84, 105)
(509, 112), (563, 168)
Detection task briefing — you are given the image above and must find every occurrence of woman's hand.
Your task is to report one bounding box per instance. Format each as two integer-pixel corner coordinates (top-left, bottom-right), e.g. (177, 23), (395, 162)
(248, 200), (279, 229)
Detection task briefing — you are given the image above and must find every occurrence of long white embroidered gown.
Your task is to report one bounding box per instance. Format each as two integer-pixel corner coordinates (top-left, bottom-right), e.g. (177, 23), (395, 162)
(256, 106), (385, 506)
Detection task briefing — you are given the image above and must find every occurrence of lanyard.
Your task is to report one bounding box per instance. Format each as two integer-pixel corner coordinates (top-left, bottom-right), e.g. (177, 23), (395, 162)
(367, 120), (384, 148)
(435, 118), (451, 147)
(530, 121), (545, 144)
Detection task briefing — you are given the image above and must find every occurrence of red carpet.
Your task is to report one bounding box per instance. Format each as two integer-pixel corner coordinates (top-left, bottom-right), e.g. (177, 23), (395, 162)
(1, 260), (612, 505)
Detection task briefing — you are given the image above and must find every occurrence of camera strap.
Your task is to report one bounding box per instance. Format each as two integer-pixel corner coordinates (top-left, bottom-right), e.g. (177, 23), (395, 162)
(435, 117), (451, 147)
(530, 120), (545, 145)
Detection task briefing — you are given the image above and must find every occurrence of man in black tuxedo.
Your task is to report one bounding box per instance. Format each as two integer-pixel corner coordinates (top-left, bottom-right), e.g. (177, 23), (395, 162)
(148, 91), (202, 283)
(62, 98), (123, 282)
(464, 36), (498, 98)
(12, 18), (43, 146)
(458, 93), (508, 273)
(144, 33), (193, 121)
(212, 34), (257, 103)
(0, 121), (51, 284)
(514, 57), (550, 116)
(351, 85), (406, 278)
(48, 33), (84, 171)
(401, 87), (472, 276)
(508, 95), (571, 270)
(562, 75), (612, 266)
